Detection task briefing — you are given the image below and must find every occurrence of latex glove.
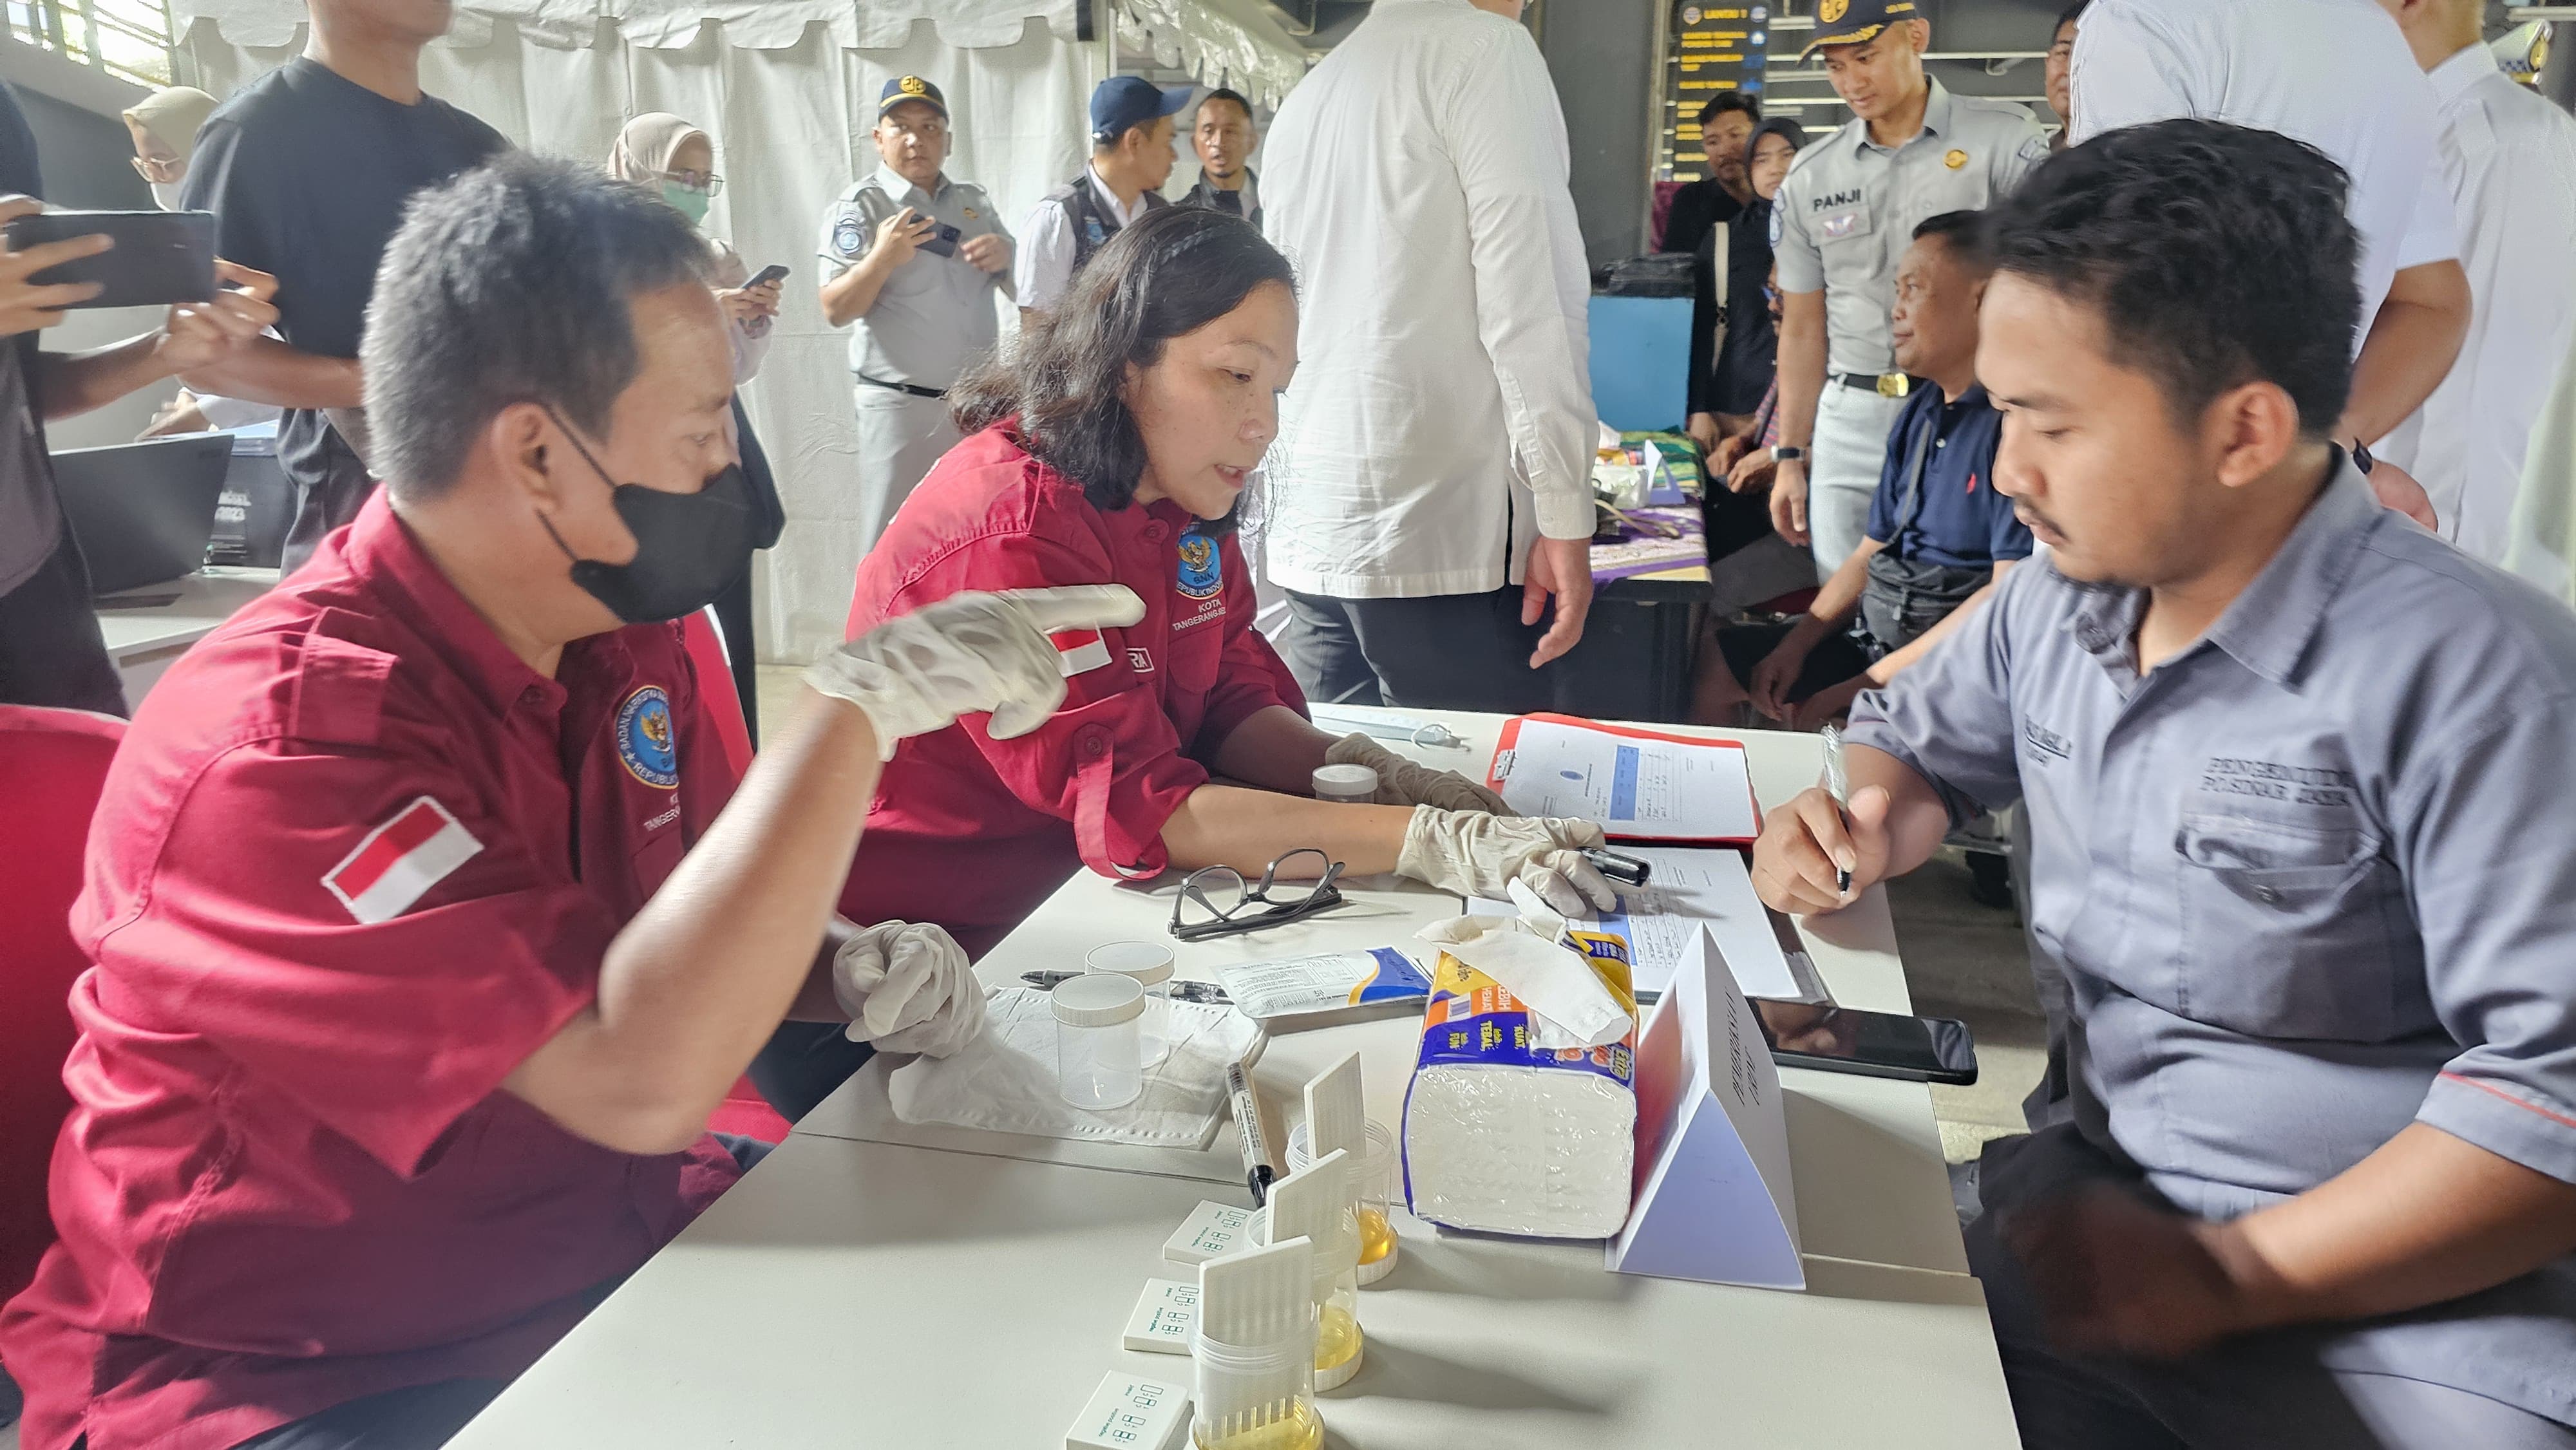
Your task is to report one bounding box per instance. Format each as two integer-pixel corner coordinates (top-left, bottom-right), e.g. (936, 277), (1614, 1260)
(831, 920), (985, 1057)
(807, 586), (1145, 759)
(1325, 732), (1515, 815)
(1395, 806), (1617, 917)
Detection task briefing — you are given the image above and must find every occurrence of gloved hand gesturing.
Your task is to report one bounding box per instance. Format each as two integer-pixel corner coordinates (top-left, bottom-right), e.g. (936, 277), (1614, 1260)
(1394, 807), (1618, 917)
(1325, 732), (1516, 815)
(807, 585), (1145, 760)
(831, 919), (985, 1057)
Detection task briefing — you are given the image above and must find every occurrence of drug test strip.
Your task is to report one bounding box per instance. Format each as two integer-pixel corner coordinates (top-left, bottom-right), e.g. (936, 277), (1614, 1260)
(1122, 1279), (1200, 1355)
(1063, 1370), (1189, 1450)
(1162, 1199), (1255, 1266)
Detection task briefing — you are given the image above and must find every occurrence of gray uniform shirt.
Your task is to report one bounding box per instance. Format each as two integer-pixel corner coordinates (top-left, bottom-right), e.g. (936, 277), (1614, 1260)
(817, 165), (1013, 390)
(1774, 81), (2049, 375)
(1848, 463), (2576, 1424)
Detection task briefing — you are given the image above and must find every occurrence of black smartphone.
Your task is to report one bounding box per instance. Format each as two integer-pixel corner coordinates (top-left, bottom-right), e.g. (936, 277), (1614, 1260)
(1749, 997), (1978, 1086)
(916, 221), (964, 258)
(5, 209), (216, 309)
(745, 263), (789, 288)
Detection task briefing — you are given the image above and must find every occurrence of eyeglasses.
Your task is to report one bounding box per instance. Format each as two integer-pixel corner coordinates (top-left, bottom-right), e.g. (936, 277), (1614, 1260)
(659, 169), (724, 196)
(1170, 849), (1347, 943)
(130, 155), (183, 184)
(881, 117), (949, 140)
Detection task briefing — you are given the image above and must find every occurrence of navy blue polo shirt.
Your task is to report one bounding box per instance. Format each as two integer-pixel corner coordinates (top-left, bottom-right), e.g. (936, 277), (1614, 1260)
(1864, 382), (2031, 570)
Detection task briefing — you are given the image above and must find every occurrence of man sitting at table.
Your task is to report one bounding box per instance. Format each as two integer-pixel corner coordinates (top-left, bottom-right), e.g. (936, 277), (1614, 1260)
(1693, 211), (2031, 730)
(0, 154), (1143, 1450)
(1752, 121), (2576, 1449)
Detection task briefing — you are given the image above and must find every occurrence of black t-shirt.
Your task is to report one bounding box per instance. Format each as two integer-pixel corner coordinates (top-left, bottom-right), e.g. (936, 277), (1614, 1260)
(181, 59), (506, 563)
(1661, 179), (1742, 258)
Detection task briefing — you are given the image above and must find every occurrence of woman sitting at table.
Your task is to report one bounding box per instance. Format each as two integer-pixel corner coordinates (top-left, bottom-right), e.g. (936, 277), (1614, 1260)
(751, 207), (1618, 1118)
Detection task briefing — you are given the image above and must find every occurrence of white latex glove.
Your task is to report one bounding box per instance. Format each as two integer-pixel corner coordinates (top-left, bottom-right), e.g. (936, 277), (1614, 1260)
(1325, 731), (1516, 815)
(831, 920), (986, 1058)
(806, 586), (1146, 760)
(1394, 807), (1617, 917)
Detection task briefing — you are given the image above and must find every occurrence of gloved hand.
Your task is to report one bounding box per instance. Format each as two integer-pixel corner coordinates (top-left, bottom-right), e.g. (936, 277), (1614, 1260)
(830, 920), (985, 1057)
(1325, 732), (1517, 815)
(1394, 807), (1618, 917)
(806, 585), (1146, 760)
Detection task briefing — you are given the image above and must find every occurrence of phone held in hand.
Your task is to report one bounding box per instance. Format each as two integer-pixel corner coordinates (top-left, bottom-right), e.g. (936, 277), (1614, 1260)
(916, 221), (965, 259)
(745, 263), (789, 289)
(1748, 997), (1979, 1086)
(6, 209), (216, 310)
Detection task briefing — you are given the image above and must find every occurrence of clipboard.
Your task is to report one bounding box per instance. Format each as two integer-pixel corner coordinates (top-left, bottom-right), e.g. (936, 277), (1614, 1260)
(1485, 713), (1763, 845)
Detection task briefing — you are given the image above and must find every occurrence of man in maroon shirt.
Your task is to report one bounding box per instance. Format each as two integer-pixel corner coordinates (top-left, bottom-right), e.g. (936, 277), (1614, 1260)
(0, 153), (1136, 1450)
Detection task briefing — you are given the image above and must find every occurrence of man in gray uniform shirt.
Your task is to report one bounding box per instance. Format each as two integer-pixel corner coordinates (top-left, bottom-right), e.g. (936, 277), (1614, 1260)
(1756, 122), (2576, 1449)
(1768, 0), (2048, 579)
(817, 75), (1013, 551)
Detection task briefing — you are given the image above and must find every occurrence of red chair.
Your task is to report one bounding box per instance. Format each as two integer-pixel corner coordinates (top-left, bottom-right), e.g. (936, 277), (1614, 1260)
(0, 707), (123, 1304)
(678, 610), (793, 1143)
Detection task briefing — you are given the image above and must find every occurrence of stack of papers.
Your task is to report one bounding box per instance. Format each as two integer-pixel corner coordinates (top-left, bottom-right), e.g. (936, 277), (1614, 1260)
(1470, 846), (1817, 999)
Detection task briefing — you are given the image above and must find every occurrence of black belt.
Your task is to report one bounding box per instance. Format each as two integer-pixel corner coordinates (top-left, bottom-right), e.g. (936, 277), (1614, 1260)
(857, 373), (946, 400)
(1832, 371), (1913, 399)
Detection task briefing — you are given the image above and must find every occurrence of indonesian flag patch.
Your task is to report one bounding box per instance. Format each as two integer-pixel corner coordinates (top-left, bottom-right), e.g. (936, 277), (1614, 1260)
(323, 796), (483, 925)
(1052, 628), (1113, 677)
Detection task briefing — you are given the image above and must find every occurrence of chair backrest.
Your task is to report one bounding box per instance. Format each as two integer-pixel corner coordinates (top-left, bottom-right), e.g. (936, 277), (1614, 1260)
(682, 607), (753, 782)
(0, 706), (123, 1303)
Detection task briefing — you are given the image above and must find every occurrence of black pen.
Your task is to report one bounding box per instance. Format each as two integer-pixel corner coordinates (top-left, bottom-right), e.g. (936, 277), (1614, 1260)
(1822, 725), (1853, 896)
(1585, 847), (1652, 888)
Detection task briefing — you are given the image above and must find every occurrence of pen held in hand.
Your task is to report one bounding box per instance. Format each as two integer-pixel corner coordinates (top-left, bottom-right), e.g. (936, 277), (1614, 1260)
(1821, 725), (1853, 898)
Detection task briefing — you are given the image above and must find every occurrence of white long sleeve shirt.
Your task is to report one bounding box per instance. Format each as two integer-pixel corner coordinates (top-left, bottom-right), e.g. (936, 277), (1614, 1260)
(1258, 0), (1595, 599)
(2070, 0), (2457, 341)
(2372, 43), (2576, 564)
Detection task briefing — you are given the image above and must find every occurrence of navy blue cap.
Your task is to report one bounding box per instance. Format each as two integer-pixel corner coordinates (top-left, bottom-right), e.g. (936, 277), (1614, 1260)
(879, 75), (947, 119)
(1090, 76), (1193, 144)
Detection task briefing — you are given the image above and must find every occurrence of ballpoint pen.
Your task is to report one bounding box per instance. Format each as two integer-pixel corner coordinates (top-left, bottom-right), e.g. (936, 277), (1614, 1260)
(1821, 724), (1853, 898)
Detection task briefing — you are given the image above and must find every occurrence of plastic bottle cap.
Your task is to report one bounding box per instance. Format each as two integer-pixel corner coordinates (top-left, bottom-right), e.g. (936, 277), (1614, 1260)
(1052, 972), (1146, 1027)
(1312, 764), (1379, 801)
(1086, 939), (1176, 988)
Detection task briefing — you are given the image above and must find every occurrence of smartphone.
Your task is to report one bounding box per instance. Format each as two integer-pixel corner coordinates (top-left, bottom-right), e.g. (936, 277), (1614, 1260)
(745, 263), (789, 289)
(5, 209), (216, 310)
(1748, 998), (1978, 1086)
(916, 221), (964, 259)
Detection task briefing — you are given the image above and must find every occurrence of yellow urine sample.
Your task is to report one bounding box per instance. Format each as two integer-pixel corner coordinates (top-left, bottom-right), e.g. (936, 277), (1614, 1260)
(1195, 1401), (1324, 1450)
(1314, 1304), (1363, 1373)
(1356, 1208), (1397, 1265)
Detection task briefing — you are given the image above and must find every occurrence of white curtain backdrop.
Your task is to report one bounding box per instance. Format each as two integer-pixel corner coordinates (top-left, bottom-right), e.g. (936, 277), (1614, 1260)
(176, 8), (1100, 663)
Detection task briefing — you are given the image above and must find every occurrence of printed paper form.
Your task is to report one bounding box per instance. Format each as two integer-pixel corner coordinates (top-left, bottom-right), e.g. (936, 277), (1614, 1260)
(1469, 847), (1804, 999)
(1493, 719), (1758, 842)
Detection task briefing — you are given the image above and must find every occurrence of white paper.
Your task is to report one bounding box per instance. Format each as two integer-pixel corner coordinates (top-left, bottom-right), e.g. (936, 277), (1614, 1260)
(1415, 914), (1630, 1048)
(1491, 719), (1758, 840)
(1469, 847), (1802, 999)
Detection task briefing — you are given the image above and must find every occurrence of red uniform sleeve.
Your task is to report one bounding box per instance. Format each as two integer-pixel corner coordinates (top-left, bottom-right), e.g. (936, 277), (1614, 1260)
(86, 740), (621, 1179)
(1191, 533), (1307, 759)
(886, 531), (1205, 880)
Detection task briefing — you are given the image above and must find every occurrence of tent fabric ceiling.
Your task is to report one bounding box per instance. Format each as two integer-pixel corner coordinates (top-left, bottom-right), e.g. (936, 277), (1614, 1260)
(169, 0), (1081, 51)
(1114, 0), (1310, 106)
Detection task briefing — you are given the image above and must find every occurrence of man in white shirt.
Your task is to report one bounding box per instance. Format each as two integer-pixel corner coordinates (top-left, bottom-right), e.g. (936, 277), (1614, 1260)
(2070, 0), (2471, 523)
(2369, 0), (2576, 564)
(1260, 0), (1596, 711)
(1014, 77), (1186, 324)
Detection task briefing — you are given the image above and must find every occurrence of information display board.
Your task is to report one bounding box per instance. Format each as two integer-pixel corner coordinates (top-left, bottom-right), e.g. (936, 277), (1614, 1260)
(1659, 3), (1769, 182)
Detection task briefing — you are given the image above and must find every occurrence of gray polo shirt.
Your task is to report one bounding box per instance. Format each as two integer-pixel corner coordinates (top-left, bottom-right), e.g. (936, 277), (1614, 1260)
(1774, 80), (2049, 375)
(1848, 462), (2576, 1424)
(816, 164), (1012, 390)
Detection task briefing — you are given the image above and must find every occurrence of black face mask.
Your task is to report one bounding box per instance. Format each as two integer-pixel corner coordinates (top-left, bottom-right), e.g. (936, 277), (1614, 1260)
(536, 407), (755, 625)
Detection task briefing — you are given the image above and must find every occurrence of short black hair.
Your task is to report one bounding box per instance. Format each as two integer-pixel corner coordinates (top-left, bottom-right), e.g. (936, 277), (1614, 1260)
(952, 207), (1294, 526)
(1698, 91), (1761, 131)
(1982, 120), (2357, 436)
(362, 153), (711, 500)
(1199, 88), (1254, 122)
(1911, 209), (1991, 270)
(2054, 1), (2087, 36)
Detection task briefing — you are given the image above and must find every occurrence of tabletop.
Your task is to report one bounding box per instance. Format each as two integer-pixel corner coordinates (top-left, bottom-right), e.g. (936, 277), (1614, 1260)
(450, 708), (2019, 1450)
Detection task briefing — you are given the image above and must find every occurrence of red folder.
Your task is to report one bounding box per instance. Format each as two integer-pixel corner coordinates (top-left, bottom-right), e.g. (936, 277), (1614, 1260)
(1485, 713), (1764, 844)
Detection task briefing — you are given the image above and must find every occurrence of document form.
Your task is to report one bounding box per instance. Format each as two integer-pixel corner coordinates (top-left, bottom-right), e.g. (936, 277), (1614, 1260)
(1489, 717), (1759, 842)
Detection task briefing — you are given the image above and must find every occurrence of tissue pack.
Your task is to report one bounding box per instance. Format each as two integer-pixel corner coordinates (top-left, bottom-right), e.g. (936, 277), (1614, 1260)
(1400, 930), (1640, 1238)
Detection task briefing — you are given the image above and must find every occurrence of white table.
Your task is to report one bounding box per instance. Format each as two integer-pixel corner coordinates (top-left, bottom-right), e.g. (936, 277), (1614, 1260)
(451, 710), (2020, 1449)
(93, 567), (276, 703)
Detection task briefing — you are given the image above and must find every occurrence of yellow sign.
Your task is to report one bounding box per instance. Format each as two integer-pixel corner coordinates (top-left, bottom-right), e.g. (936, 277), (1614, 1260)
(1820, 0), (1848, 22)
(1944, 148), (1969, 170)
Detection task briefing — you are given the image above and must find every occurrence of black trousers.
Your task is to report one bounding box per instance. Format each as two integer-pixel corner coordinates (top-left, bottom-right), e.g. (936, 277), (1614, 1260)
(1275, 586), (1555, 714)
(0, 523), (126, 715)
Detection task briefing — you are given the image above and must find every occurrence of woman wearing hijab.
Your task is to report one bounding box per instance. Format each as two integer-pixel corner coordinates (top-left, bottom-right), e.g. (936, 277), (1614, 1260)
(128, 87), (283, 438)
(607, 113), (788, 737)
(1687, 116), (1808, 458)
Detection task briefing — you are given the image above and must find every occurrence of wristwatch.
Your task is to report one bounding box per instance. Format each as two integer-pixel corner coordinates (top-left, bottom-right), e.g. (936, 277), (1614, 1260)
(2348, 438), (2376, 476)
(1773, 446), (1806, 464)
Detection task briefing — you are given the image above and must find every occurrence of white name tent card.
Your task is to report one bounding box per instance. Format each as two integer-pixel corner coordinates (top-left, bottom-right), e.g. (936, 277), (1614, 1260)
(1609, 923), (1803, 1290)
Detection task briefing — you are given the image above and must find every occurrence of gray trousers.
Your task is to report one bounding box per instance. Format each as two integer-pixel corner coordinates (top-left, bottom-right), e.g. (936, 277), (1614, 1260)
(1969, 1127), (2576, 1450)
(851, 384), (961, 556)
(1808, 382), (1908, 581)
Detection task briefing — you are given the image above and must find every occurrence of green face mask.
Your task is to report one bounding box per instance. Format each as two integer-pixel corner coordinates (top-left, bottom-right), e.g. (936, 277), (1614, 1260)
(661, 181), (711, 225)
